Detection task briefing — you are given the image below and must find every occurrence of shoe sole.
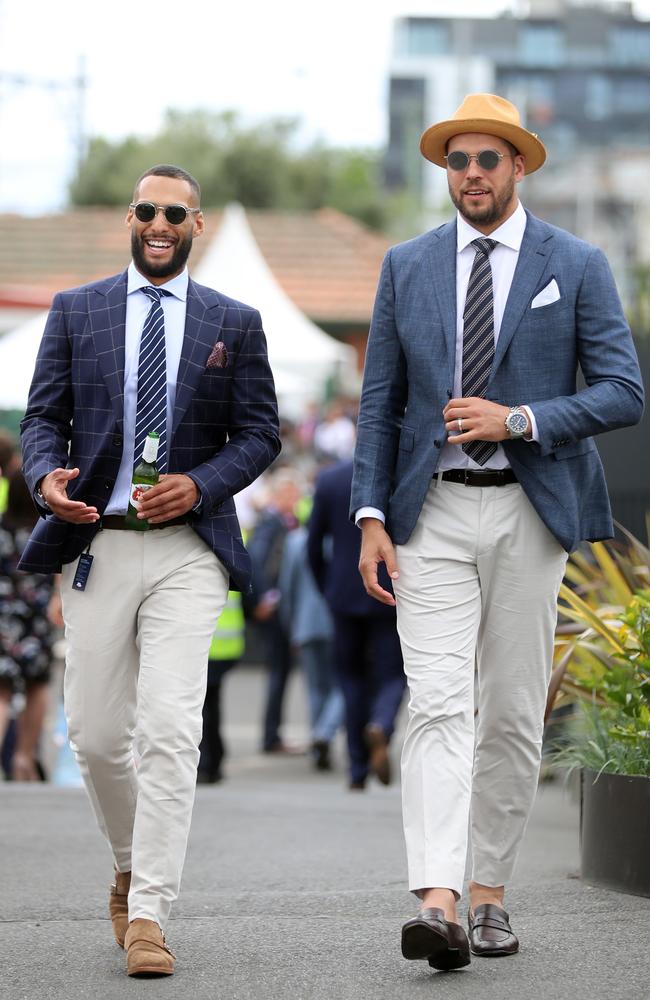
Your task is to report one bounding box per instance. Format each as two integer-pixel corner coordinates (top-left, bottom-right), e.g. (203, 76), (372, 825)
(128, 968), (174, 977)
(402, 923), (471, 971)
(469, 944), (519, 957)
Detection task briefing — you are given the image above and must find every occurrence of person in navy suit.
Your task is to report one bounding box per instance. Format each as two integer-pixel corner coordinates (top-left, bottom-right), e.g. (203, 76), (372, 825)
(307, 459), (405, 789)
(19, 164), (280, 976)
(351, 95), (643, 970)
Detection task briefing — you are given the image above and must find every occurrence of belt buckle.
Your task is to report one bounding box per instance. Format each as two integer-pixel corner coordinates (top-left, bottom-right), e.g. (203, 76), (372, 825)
(463, 469), (472, 487)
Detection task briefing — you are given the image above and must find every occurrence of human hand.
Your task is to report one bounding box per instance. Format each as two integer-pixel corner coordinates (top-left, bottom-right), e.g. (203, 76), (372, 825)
(443, 397), (513, 444)
(358, 518), (398, 606)
(39, 468), (99, 524)
(137, 474), (199, 523)
(253, 591), (280, 622)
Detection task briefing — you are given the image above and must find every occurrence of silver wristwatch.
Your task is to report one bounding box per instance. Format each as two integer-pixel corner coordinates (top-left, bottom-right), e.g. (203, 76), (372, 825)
(504, 406), (529, 439)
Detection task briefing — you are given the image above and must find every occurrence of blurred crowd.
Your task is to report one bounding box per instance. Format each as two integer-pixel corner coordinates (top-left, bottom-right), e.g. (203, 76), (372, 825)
(0, 396), (406, 791)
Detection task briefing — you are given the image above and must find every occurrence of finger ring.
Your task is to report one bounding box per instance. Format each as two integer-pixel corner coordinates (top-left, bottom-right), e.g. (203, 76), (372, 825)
(457, 418), (463, 433)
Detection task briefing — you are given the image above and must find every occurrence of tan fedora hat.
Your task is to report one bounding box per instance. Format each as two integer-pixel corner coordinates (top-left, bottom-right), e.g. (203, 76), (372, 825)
(420, 93), (546, 175)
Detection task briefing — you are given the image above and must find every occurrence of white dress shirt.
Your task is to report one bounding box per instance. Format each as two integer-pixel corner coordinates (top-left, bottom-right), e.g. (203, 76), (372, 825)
(356, 201), (537, 525)
(105, 263), (189, 515)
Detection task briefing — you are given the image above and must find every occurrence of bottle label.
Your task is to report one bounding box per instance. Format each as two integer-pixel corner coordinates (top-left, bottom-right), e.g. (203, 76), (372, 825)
(129, 482), (153, 511)
(143, 435), (160, 464)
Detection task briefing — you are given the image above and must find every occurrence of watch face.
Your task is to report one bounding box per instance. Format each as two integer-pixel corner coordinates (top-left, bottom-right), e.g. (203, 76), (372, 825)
(508, 411), (528, 435)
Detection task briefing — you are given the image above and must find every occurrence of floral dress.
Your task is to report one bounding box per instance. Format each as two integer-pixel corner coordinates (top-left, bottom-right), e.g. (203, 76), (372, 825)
(0, 519), (53, 692)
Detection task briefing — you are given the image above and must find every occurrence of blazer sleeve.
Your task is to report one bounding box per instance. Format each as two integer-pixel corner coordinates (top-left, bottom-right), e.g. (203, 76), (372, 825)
(20, 294), (74, 498)
(530, 248), (644, 454)
(306, 479), (329, 593)
(350, 250), (408, 517)
(186, 308), (281, 511)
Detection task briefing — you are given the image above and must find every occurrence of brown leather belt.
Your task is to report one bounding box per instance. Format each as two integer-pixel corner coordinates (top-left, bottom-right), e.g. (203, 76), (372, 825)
(100, 515), (189, 530)
(439, 468), (518, 487)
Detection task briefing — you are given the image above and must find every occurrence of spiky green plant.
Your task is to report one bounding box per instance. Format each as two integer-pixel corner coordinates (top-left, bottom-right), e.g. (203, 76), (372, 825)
(547, 527), (650, 777)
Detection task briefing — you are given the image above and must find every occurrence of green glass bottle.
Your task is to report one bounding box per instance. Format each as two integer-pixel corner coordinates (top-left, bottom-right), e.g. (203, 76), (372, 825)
(124, 431), (160, 530)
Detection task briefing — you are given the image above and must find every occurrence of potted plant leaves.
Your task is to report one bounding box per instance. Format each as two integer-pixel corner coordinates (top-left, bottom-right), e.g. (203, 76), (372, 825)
(546, 530), (650, 897)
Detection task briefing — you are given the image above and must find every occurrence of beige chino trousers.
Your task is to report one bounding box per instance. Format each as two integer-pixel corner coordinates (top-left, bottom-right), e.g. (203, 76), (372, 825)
(61, 525), (229, 929)
(393, 479), (567, 897)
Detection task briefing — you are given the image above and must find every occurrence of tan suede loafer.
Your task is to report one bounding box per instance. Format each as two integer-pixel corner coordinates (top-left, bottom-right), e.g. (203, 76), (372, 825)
(109, 870), (131, 948)
(124, 919), (175, 977)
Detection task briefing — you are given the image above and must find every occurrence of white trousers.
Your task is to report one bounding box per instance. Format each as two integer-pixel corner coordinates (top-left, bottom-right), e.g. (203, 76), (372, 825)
(393, 480), (567, 897)
(61, 525), (229, 929)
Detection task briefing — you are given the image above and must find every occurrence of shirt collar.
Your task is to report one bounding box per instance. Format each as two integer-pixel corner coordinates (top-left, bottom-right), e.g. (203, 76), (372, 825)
(456, 201), (527, 254)
(127, 262), (189, 301)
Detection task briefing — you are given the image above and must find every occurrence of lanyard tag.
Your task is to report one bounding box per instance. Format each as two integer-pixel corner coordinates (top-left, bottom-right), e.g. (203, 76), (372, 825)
(71, 552), (94, 592)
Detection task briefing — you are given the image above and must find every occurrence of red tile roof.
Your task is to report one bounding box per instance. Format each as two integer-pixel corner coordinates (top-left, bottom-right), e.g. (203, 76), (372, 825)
(0, 208), (389, 324)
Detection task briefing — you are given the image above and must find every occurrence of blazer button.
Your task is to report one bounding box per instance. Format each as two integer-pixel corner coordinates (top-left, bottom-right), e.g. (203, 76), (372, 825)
(112, 435), (123, 447)
(104, 481), (111, 490)
(433, 439), (441, 448)
(447, 389), (452, 398)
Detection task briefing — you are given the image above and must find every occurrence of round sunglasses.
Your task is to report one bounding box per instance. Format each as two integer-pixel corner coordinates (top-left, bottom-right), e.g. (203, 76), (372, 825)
(129, 202), (201, 225)
(444, 149), (514, 172)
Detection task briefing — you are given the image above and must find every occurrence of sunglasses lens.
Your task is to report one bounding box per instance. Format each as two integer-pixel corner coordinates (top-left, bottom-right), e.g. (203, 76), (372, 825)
(134, 203), (156, 223)
(446, 151), (469, 171)
(478, 150), (500, 170)
(164, 205), (188, 225)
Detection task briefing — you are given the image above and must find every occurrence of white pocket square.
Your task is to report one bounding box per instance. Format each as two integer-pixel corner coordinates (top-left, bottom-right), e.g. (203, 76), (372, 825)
(531, 278), (560, 309)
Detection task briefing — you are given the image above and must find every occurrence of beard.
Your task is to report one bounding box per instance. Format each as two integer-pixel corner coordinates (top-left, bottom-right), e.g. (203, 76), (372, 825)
(449, 172), (516, 229)
(131, 230), (193, 279)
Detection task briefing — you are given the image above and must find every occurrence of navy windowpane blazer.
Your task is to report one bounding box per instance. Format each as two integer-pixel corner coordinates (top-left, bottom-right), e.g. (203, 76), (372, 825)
(19, 270), (281, 591)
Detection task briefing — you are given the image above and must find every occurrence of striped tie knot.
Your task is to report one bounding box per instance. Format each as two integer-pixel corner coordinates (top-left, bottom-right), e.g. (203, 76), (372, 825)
(141, 285), (172, 304)
(471, 237), (497, 257)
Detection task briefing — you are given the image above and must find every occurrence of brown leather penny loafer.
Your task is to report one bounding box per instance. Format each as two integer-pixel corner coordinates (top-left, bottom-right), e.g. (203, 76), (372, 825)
(468, 903), (519, 956)
(109, 870), (131, 948)
(402, 907), (471, 971)
(125, 919), (175, 976)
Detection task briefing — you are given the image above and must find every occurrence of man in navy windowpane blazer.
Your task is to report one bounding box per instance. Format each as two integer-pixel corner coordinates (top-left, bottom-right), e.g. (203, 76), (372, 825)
(20, 164), (280, 976)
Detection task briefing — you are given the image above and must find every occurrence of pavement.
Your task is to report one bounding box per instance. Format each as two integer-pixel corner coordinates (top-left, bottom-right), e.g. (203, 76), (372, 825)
(1, 666), (649, 1000)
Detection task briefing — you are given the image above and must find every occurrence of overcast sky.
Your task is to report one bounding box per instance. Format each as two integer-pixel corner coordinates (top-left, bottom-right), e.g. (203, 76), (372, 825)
(1, 0), (648, 213)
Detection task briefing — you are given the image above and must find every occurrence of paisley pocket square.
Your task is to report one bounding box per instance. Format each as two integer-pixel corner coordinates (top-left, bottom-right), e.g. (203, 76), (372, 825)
(207, 342), (228, 369)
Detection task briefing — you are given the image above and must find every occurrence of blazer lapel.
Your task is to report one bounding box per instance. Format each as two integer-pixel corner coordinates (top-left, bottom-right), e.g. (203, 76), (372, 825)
(172, 279), (226, 435)
(492, 213), (555, 374)
(426, 221), (457, 380)
(88, 272), (128, 432)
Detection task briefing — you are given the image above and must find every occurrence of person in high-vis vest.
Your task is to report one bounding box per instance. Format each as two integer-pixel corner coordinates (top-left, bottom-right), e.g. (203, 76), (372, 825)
(198, 590), (245, 783)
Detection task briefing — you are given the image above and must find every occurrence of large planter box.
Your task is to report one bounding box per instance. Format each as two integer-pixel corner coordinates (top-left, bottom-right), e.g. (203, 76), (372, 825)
(581, 768), (650, 897)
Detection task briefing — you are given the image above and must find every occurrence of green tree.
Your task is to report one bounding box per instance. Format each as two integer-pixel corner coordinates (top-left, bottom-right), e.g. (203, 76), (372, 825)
(69, 109), (389, 230)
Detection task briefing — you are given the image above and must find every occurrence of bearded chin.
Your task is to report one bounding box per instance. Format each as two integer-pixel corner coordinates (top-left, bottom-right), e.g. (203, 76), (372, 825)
(131, 232), (193, 279)
(450, 175), (515, 228)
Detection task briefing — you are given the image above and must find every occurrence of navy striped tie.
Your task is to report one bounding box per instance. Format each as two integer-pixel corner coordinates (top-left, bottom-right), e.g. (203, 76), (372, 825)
(134, 286), (171, 473)
(462, 238), (497, 466)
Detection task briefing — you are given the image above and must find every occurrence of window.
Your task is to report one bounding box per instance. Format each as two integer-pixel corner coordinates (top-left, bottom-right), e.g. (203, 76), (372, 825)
(519, 24), (564, 66)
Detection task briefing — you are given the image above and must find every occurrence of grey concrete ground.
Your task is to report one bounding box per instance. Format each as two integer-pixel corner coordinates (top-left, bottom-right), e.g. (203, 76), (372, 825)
(1, 667), (648, 1000)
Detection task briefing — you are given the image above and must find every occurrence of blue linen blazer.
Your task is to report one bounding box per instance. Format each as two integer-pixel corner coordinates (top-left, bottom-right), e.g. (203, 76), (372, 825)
(18, 270), (281, 591)
(350, 212), (644, 552)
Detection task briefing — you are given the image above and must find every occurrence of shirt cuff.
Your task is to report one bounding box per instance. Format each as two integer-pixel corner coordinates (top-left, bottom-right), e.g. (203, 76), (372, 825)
(355, 506), (385, 527)
(521, 405), (539, 443)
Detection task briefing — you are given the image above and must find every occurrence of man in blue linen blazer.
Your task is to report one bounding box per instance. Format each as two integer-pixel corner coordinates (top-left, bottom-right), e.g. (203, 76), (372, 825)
(351, 208), (643, 556)
(18, 164), (280, 976)
(351, 95), (643, 971)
